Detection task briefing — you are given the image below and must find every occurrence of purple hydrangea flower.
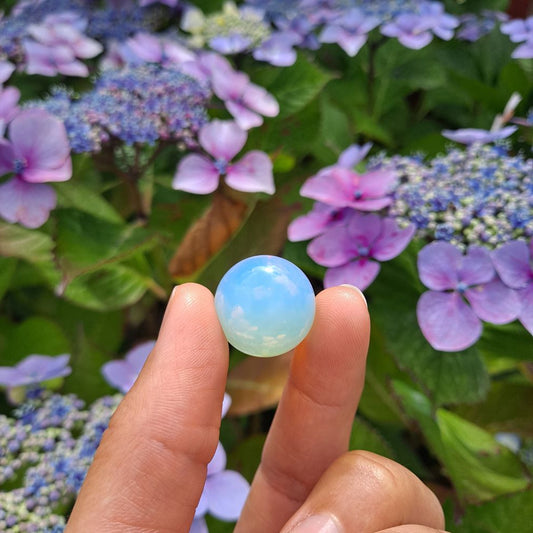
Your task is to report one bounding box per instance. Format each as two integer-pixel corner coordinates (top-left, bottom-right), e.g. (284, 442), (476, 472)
(210, 34), (252, 54)
(381, 1), (458, 49)
(288, 203), (351, 242)
(192, 441), (249, 532)
(253, 32), (299, 66)
(23, 40), (89, 77)
(300, 166), (396, 211)
(101, 340), (155, 393)
(457, 11), (508, 42)
(308, 213), (415, 290)
(417, 242), (521, 352)
(173, 120), (274, 195)
(0, 355), (71, 388)
(492, 239), (533, 335)
(442, 126), (517, 144)
(319, 8), (380, 56)
(0, 109), (72, 228)
(0, 86), (20, 136)
(139, 0), (180, 5)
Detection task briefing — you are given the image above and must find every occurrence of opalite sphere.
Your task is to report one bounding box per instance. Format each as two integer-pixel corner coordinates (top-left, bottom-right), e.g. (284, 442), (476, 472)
(214, 255), (316, 357)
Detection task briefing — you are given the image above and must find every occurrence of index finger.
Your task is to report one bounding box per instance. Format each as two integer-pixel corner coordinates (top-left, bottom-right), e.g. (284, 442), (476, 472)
(66, 283), (229, 532)
(236, 285), (370, 532)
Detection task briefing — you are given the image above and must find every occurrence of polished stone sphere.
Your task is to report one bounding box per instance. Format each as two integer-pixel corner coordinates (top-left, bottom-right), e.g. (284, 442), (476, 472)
(214, 255), (316, 357)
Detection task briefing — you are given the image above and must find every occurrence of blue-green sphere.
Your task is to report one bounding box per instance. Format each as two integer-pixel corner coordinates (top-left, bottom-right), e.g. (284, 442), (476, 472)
(214, 255), (316, 357)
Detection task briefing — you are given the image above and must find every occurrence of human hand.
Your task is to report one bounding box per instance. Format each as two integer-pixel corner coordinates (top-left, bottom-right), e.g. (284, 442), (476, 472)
(66, 283), (447, 533)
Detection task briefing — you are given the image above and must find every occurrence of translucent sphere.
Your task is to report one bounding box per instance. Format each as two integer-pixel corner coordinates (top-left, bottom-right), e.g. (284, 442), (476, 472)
(214, 255), (316, 357)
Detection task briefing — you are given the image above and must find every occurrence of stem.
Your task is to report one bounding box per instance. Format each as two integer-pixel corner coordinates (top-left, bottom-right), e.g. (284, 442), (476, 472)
(366, 37), (386, 115)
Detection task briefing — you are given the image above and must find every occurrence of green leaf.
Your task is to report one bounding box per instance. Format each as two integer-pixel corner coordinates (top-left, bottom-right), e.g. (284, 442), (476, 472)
(55, 209), (159, 280)
(0, 222), (54, 264)
(228, 434), (266, 483)
(1, 317), (71, 365)
(0, 257), (16, 301)
(267, 55), (333, 117)
(350, 417), (396, 459)
(393, 381), (530, 504)
(62, 264), (152, 311)
(56, 181), (123, 224)
(453, 488), (533, 533)
(367, 251), (490, 406)
(478, 322), (533, 362)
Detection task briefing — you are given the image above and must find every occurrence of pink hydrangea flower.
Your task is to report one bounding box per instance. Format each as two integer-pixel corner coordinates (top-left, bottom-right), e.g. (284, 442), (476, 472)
(173, 120), (274, 195)
(0, 86), (20, 136)
(0, 109), (72, 228)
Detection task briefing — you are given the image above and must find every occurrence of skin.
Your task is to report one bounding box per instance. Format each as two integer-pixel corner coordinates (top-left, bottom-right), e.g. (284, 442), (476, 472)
(66, 283), (448, 533)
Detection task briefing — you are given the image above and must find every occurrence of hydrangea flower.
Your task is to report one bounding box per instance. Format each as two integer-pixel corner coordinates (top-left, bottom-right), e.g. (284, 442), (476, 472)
(102, 341), (155, 393)
(492, 239), (533, 335)
(121, 32), (195, 67)
(417, 242), (521, 351)
(308, 213), (415, 290)
(0, 355), (71, 389)
(0, 109), (72, 228)
(300, 166), (396, 211)
(457, 11), (508, 42)
(0, 60), (15, 84)
(381, 1), (458, 49)
(34, 64), (210, 153)
(385, 144), (533, 248)
(442, 126), (517, 144)
(501, 16), (533, 59)
(173, 120), (274, 195)
(319, 8), (380, 56)
(0, 86), (20, 136)
(253, 32), (300, 66)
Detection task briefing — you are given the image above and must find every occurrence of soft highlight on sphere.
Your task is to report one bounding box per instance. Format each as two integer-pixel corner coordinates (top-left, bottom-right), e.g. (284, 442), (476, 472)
(215, 255), (315, 357)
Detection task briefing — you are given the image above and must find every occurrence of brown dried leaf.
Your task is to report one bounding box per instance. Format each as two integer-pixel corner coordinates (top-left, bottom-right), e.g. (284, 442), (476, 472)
(227, 352), (292, 416)
(168, 190), (248, 278)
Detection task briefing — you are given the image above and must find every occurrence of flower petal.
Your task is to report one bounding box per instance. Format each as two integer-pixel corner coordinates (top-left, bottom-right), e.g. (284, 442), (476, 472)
(125, 340), (155, 371)
(324, 259), (381, 290)
(373, 219), (415, 261)
(17, 354), (70, 382)
(0, 139), (15, 175)
(0, 178), (56, 228)
(337, 143), (372, 168)
(172, 154), (219, 194)
(357, 169), (396, 198)
(221, 392), (232, 418)
(465, 280), (521, 324)
(518, 284), (533, 335)
(9, 109), (71, 174)
(307, 225), (354, 267)
(0, 367), (22, 387)
(225, 100), (263, 130)
(190, 517), (208, 532)
(242, 84), (279, 118)
(207, 442), (227, 476)
(23, 156), (72, 183)
(346, 212), (382, 244)
(417, 291), (482, 351)
(459, 246), (495, 287)
(199, 120), (247, 161)
(205, 470), (250, 521)
(300, 167), (355, 207)
(101, 360), (138, 394)
(492, 240), (531, 289)
(417, 241), (461, 291)
(287, 203), (346, 242)
(225, 151), (274, 194)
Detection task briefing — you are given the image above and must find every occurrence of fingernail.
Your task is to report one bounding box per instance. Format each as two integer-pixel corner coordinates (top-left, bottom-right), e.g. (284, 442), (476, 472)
(340, 284), (367, 308)
(287, 514), (341, 532)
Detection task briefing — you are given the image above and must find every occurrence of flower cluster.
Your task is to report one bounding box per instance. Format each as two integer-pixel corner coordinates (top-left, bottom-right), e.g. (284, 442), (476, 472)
(35, 64), (211, 153)
(182, 2), (271, 55)
(0, 390), (122, 532)
(384, 144), (533, 249)
(457, 10), (509, 42)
